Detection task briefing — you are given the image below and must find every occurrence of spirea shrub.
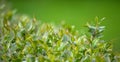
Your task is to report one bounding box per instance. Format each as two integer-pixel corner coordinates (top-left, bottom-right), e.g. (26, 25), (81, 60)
(0, 4), (120, 62)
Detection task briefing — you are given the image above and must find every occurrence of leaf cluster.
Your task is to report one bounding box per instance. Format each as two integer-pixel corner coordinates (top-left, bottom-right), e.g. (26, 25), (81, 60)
(0, 4), (120, 62)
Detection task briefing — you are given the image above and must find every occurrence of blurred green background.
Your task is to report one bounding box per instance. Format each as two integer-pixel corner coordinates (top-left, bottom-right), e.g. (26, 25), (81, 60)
(8, 0), (120, 51)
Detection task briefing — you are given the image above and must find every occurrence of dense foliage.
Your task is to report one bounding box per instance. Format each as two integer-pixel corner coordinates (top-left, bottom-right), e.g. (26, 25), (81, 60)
(0, 3), (120, 62)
